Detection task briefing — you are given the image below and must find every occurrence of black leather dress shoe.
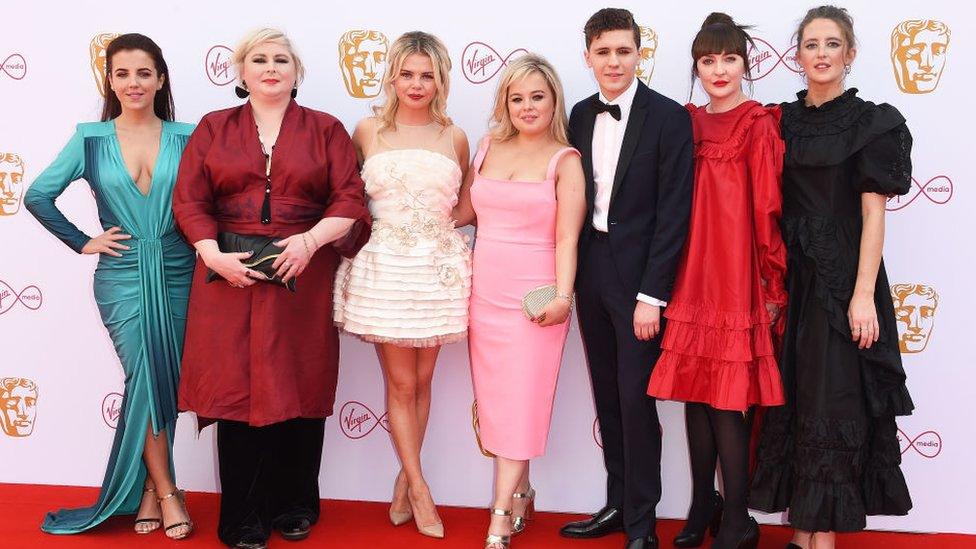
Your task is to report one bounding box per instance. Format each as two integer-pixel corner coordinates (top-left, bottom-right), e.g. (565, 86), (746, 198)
(559, 506), (624, 538)
(624, 534), (659, 548)
(276, 517), (312, 541)
(234, 537), (268, 549)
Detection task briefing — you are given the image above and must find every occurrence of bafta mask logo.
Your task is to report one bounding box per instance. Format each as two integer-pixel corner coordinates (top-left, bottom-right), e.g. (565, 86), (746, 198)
(1, 53), (27, 80)
(205, 45), (235, 86)
(101, 392), (123, 429)
(339, 30), (388, 98)
(1, 377), (38, 437)
(90, 33), (119, 98)
(0, 153), (24, 216)
(891, 20), (950, 94)
(636, 26), (659, 86)
(891, 284), (940, 354)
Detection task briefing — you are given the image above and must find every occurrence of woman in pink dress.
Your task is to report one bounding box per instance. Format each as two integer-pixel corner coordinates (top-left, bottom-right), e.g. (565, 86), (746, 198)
(454, 54), (586, 549)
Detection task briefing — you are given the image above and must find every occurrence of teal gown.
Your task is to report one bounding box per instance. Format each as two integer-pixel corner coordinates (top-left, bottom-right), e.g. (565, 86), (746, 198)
(24, 120), (196, 533)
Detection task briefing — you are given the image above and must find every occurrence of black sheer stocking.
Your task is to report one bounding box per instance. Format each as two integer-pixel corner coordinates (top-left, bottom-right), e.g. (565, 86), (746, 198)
(684, 402), (718, 533)
(709, 406), (752, 548)
(683, 403), (754, 548)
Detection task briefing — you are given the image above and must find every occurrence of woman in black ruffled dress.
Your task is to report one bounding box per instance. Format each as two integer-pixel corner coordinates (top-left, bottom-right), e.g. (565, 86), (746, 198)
(750, 7), (914, 548)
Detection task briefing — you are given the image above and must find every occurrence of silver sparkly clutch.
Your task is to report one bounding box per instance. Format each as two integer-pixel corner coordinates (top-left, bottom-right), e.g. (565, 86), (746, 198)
(521, 284), (558, 320)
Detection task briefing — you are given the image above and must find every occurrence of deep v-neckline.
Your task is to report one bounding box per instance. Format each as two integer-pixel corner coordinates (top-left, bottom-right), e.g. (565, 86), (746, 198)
(112, 119), (164, 198)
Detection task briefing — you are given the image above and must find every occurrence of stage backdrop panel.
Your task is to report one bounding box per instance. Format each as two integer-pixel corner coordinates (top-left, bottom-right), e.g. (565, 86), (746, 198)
(1, 0), (972, 535)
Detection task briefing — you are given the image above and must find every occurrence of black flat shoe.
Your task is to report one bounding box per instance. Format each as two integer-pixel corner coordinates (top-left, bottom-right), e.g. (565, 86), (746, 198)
(714, 517), (760, 549)
(277, 517), (312, 541)
(673, 491), (723, 547)
(559, 505), (623, 538)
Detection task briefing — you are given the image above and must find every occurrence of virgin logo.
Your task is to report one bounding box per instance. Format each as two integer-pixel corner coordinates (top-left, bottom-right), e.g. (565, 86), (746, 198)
(339, 400), (389, 439)
(1, 54), (27, 80)
(0, 280), (42, 315)
(101, 392), (123, 429)
(205, 45), (235, 86)
(744, 38), (800, 81)
(886, 175), (953, 211)
(461, 42), (527, 84)
(897, 428), (942, 458)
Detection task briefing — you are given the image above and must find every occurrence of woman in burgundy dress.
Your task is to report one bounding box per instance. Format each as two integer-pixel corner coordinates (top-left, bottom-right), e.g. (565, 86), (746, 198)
(647, 13), (786, 549)
(172, 28), (369, 549)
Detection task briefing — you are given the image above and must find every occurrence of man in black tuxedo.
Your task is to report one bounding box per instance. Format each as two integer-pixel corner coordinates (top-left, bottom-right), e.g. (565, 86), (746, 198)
(559, 8), (693, 549)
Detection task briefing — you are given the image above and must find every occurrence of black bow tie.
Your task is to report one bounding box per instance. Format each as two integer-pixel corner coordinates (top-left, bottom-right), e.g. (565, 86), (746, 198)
(592, 99), (622, 121)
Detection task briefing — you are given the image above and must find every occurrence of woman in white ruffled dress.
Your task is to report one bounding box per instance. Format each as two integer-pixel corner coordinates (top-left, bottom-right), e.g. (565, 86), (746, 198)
(333, 31), (470, 540)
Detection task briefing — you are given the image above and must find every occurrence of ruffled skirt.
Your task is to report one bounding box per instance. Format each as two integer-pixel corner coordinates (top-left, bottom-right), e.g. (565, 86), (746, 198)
(648, 301), (785, 411)
(749, 218), (913, 532)
(333, 229), (471, 348)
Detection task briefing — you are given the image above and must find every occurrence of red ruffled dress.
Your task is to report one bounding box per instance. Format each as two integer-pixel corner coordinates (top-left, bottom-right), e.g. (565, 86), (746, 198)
(647, 101), (787, 412)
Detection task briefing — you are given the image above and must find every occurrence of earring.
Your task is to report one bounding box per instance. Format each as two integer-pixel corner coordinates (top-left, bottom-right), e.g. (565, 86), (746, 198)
(235, 83), (249, 98)
(290, 87), (298, 99)
(844, 64), (851, 75)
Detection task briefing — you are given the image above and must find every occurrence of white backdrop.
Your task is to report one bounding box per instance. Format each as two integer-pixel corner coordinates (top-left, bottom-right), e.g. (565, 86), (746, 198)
(1, 0), (972, 536)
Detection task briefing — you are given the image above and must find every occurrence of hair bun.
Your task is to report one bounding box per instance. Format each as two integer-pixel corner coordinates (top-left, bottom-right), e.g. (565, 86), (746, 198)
(702, 12), (736, 29)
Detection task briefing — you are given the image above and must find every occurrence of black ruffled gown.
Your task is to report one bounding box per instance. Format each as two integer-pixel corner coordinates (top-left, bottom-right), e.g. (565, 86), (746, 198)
(750, 89), (914, 532)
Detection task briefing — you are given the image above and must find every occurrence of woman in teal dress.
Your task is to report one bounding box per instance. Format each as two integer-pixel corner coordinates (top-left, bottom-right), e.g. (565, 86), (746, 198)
(24, 34), (195, 540)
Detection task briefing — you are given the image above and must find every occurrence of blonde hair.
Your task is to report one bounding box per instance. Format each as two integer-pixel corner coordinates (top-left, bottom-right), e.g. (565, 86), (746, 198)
(233, 28), (306, 87)
(489, 54), (569, 145)
(372, 31), (452, 130)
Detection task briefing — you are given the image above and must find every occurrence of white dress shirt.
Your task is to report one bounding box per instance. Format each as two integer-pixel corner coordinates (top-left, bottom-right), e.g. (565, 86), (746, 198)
(590, 78), (666, 307)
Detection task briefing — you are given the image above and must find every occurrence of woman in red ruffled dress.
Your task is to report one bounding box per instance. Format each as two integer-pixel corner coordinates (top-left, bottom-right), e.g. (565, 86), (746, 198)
(647, 13), (786, 549)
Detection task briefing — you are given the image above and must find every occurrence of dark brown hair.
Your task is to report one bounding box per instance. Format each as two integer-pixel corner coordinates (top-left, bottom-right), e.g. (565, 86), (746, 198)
(795, 5), (856, 51)
(100, 33), (175, 122)
(584, 8), (641, 49)
(690, 13), (755, 96)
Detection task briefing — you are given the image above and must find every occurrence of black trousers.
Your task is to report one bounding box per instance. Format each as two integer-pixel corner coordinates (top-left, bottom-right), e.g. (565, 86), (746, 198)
(576, 233), (664, 539)
(216, 417), (325, 546)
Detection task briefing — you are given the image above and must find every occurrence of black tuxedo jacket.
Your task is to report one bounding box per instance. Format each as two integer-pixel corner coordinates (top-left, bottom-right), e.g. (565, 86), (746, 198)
(569, 81), (694, 302)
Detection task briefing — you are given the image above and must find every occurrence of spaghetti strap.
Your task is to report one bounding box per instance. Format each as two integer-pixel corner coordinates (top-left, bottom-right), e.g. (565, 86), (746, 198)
(546, 147), (581, 181)
(472, 136), (492, 173)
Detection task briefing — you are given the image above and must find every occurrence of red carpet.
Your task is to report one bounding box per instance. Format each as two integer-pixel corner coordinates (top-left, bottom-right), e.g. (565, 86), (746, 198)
(1, 484), (972, 548)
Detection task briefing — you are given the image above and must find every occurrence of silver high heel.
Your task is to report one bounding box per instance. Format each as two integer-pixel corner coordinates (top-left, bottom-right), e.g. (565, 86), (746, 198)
(486, 507), (512, 548)
(511, 486), (535, 535)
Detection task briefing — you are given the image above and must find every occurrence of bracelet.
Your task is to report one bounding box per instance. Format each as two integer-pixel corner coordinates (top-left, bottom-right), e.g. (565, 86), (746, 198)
(305, 230), (320, 249)
(300, 233), (311, 259)
(556, 293), (574, 305)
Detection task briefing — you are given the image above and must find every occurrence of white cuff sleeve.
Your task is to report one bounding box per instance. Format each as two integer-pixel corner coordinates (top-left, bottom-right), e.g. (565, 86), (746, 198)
(636, 293), (667, 307)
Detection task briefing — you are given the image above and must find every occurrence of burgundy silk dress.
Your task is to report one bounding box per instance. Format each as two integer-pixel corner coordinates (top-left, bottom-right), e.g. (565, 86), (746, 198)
(173, 100), (370, 427)
(647, 101), (788, 412)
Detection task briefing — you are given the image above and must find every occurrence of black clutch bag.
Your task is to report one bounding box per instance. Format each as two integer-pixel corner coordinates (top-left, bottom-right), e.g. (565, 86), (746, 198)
(205, 232), (297, 292)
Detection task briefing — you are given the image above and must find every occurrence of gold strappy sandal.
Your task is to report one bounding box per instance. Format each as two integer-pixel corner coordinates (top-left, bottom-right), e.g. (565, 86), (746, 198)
(485, 507), (512, 548)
